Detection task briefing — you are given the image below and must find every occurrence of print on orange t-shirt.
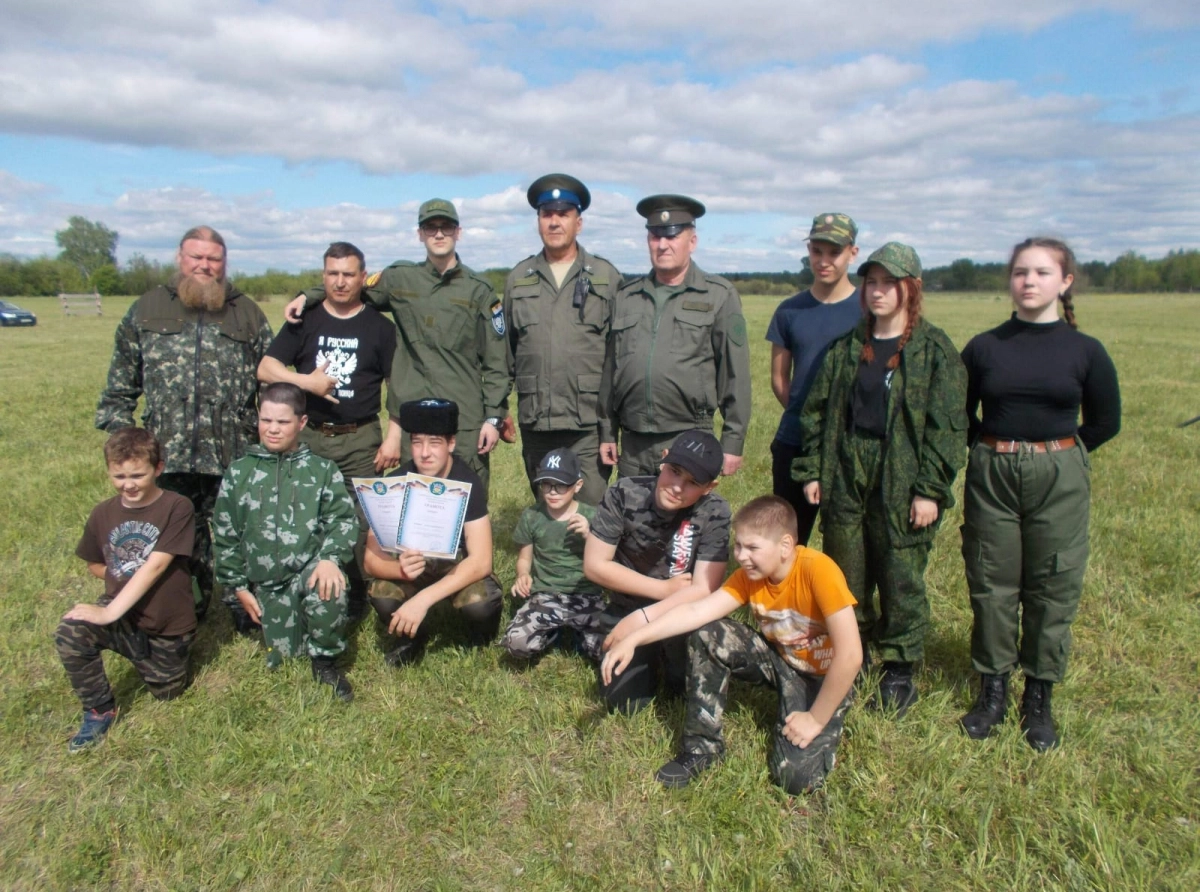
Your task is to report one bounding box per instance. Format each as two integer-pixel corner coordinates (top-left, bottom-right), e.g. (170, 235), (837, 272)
(721, 546), (857, 675)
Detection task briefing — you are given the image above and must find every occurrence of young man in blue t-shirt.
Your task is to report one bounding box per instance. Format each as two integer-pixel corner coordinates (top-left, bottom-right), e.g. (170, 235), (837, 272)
(765, 213), (863, 544)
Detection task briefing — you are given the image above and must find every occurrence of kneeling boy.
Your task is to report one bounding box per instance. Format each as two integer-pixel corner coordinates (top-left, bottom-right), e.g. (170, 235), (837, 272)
(602, 495), (862, 792)
(212, 382), (359, 700)
(365, 398), (502, 666)
(57, 427), (197, 752)
(502, 447), (605, 661)
(585, 429), (731, 714)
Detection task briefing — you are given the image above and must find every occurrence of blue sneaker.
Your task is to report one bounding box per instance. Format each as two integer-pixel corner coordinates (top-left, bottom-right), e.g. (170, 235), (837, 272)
(68, 707), (118, 753)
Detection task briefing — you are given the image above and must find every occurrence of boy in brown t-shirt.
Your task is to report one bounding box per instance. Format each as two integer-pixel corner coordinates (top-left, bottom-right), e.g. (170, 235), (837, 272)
(56, 428), (197, 753)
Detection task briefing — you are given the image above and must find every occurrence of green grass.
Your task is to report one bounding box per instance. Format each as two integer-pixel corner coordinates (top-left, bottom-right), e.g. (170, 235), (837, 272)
(1, 292), (1198, 890)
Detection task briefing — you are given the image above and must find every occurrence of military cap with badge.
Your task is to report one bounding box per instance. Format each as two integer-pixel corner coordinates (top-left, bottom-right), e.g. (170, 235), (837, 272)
(638, 194), (706, 239)
(527, 174), (591, 213)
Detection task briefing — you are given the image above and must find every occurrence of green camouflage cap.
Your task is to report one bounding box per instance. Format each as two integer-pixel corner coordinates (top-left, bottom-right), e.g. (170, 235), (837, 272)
(857, 241), (922, 279)
(418, 198), (460, 225)
(808, 212), (857, 246)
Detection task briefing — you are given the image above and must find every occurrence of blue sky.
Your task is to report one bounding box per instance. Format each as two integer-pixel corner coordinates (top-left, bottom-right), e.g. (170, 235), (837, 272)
(0, 0), (1197, 274)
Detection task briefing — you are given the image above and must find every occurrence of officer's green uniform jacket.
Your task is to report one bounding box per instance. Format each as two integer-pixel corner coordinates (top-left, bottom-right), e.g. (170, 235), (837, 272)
(505, 246), (619, 432)
(793, 318), (968, 548)
(599, 263), (751, 455)
(306, 257), (508, 434)
(96, 283), (273, 476)
(211, 443), (358, 592)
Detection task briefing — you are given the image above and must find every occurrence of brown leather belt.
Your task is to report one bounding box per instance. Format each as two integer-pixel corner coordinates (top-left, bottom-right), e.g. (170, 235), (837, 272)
(307, 419), (371, 436)
(981, 435), (1076, 454)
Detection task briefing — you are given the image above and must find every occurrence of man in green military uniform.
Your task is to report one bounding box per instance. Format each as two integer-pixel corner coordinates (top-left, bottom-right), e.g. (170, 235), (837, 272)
(285, 199), (510, 491)
(505, 173), (621, 504)
(599, 195), (751, 478)
(96, 225), (273, 622)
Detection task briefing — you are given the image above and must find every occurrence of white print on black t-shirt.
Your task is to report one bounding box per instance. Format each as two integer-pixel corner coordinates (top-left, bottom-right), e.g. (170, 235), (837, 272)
(669, 519), (695, 577)
(105, 520), (161, 581)
(316, 334), (359, 397)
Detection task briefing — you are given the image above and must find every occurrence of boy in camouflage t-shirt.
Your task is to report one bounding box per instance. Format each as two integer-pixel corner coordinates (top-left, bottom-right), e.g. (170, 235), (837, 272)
(212, 383), (358, 700)
(502, 448), (605, 662)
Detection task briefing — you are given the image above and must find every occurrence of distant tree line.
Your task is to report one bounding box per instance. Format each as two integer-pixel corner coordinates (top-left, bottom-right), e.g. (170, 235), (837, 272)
(1, 217), (1198, 297)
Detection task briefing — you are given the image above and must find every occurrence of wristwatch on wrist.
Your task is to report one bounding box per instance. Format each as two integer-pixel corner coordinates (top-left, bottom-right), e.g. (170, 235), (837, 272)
(485, 416), (502, 428)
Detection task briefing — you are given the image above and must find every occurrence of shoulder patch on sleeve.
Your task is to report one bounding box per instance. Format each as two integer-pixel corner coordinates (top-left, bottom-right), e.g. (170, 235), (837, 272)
(365, 271), (382, 287)
(729, 314), (747, 346)
(490, 300), (505, 336)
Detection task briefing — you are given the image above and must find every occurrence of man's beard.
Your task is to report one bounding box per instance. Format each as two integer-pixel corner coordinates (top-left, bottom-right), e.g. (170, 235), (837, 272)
(176, 275), (227, 311)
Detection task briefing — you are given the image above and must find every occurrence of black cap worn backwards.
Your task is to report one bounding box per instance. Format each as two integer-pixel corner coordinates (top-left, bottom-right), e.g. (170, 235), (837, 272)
(533, 447), (582, 485)
(398, 398), (458, 437)
(637, 193), (706, 238)
(527, 174), (591, 213)
(661, 429), (723, 484)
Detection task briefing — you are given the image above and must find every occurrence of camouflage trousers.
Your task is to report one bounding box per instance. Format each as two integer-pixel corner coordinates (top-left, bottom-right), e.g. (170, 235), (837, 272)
(501, 591), (607, 661)
(158, 472), (221, 617)
(252, 558), (349, 668)
(55, 615), (194, 711)
(822, 434), (931, 664)
(368, 563), (503, 646)
(683, 618), (852, 795)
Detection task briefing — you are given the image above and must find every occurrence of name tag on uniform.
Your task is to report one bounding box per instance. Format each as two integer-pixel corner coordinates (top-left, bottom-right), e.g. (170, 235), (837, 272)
(681, 300), (714, 312)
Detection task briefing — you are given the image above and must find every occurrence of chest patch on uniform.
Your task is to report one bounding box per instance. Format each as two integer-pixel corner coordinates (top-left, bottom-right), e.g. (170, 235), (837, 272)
(491, 301), (505, 336)
(681, 300), (713, 312)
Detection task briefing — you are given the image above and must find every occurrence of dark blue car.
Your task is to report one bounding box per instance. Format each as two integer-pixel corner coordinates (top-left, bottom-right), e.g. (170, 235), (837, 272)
(0, 300), (37, 326)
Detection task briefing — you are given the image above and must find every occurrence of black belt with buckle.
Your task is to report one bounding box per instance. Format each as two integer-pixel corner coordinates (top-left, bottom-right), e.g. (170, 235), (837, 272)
(307, 418), (375, 436)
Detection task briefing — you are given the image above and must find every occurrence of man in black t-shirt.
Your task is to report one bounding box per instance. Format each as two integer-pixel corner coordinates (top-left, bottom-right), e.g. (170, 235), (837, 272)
(364, 399), (502, 666)
(259, 242), (400, 619)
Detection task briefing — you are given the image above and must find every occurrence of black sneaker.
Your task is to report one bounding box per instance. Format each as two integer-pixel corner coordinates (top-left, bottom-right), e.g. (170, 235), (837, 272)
(960, 673), (1009, 740)
(872, 661), (918, 718)
(655, 752), (721, 789)
(1020, 678), (1058, 752)
(311, 658), (354, 703)
(384, 634), (427, 668)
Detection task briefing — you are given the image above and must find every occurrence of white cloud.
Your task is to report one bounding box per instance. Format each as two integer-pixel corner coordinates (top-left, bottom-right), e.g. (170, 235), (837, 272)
(0, 0), (1196, 271)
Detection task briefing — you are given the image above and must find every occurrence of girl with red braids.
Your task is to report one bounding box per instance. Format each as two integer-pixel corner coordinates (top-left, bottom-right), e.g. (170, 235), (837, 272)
(793, 243), (967, 717)
(958, 237), (1120, 751)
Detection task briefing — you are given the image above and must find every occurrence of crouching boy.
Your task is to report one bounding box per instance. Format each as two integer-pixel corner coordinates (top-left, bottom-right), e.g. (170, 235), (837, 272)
(602, 496), (862, 792)
(212, 382), (358, 701)
(585, 429), (732, 714)
(57, 427), (197, 752)
(501, 448), (605, 662)
(364, 399), (502, 666)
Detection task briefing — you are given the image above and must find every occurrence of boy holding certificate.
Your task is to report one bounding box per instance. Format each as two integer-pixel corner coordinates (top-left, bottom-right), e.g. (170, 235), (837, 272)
(212, 383), (359, 701)
(364, 399), (503, 666)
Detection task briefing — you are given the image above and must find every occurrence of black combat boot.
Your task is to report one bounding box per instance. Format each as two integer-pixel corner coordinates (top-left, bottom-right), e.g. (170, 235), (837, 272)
(959, 673), (1009, 739)
(872, 661), (919, 718)
(311, 657), (354, 703)
(1019, 677), (1058, 752)
(384, 631), (429, 668)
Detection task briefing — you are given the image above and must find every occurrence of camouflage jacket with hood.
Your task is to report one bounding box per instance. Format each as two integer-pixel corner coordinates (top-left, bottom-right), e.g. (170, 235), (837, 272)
(95, 282), (273, 476)
(211, 443), (358, 592)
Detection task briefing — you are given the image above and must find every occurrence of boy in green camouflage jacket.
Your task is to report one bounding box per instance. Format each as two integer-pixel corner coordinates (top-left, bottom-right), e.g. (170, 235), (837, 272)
(213, 382), (359, 700)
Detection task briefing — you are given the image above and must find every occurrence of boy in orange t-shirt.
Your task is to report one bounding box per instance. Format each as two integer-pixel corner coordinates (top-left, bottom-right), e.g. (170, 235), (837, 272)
(602, 495), (861, 792)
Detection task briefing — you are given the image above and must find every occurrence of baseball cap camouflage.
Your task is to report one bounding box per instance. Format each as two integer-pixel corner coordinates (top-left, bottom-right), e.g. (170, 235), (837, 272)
(808, 212), (857, 246)
(418, 198), (460, 225)
(857, 241), (922, 279)
(661, 429), (723, 484)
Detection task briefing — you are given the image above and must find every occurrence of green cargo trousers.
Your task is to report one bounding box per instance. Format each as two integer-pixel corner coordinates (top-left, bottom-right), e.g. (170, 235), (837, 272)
(961, 440), (1091, 682)
(821, 434), (932, 663)
(616, 429), (688, 479)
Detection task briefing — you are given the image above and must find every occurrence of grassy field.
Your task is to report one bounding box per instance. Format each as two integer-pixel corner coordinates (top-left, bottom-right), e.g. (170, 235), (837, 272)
(1, 292), (1197, 890)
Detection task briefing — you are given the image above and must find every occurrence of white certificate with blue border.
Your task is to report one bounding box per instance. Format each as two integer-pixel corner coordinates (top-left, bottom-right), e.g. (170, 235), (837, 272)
(351, 477), (411, 554)
(394, 474), (471, 559)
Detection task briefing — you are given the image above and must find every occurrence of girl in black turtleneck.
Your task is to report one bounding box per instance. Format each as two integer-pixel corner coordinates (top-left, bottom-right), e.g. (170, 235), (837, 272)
(958, 237), (1120, 752)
